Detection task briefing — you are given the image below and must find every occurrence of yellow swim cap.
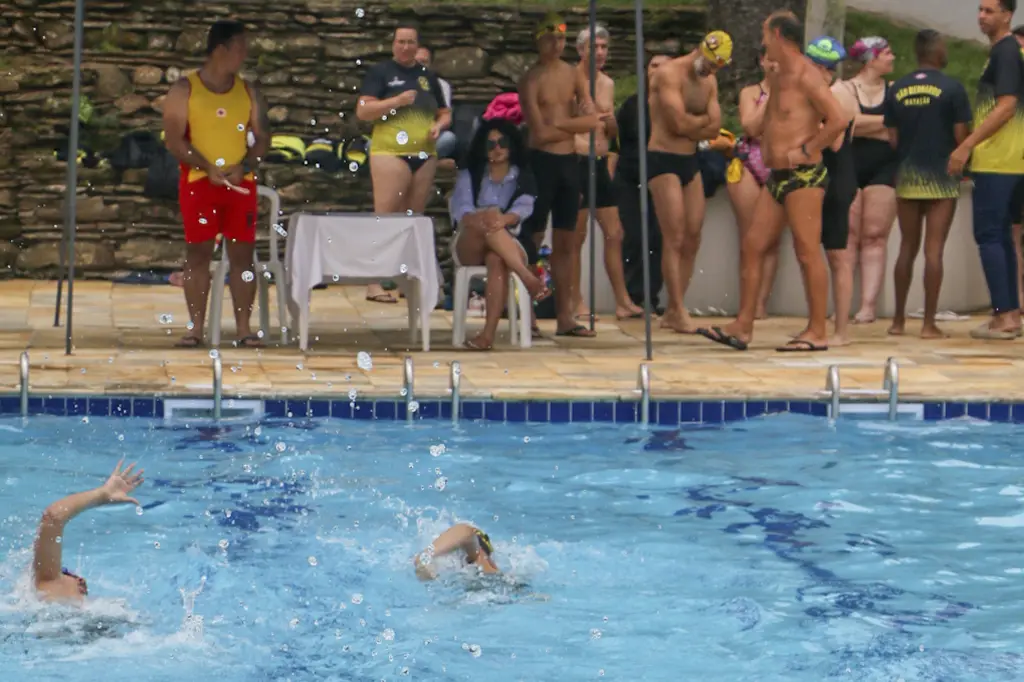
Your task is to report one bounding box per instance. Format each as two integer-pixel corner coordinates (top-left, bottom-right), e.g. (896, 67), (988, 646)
(536, 12), (567, 39)
(701, 30), (733, 67)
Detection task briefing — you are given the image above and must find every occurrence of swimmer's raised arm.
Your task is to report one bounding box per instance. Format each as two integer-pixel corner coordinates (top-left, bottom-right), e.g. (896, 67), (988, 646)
(33, 460), (144, 590)
(413, 523), (499, 580)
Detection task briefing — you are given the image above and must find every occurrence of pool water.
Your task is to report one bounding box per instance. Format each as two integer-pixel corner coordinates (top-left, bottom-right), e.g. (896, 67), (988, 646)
(1, 414), (1024, 681)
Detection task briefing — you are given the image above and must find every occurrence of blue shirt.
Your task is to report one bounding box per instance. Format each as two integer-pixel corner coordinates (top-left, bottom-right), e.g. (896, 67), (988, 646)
(449, 165), (534, 237)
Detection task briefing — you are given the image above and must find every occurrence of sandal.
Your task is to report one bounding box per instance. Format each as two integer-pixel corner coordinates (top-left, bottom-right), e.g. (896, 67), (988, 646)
(236, 334), (265, 348)
(366, 293), (398, 304)
(463, 338), (492, 351)
(174, 335), (204, 348)
(776, 338), (828, 352)
(696, 326), (748, 351)
(556, 324), (597, 338)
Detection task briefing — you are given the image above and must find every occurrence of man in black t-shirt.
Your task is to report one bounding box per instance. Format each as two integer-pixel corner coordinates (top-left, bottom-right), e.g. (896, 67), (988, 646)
(883, 30), (972, 339)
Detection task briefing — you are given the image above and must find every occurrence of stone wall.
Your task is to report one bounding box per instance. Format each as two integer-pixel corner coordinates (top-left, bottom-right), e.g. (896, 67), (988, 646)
(0, 0), (705, 278)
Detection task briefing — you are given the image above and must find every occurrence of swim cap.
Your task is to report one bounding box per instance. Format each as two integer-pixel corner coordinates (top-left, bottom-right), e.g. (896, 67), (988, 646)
(701, 30), (733, 67)
(536, 12), (567, 40)
(849, 36), (889, 62)
(806, 36), (847, 69)
(474, 529), (494, 556)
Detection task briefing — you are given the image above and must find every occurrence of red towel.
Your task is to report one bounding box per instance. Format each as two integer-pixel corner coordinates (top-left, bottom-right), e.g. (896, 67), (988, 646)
(483, 93), (523, 126)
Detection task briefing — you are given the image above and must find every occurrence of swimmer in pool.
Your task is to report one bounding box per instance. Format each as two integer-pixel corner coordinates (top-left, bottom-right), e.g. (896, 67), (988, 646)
(32, 459), (144, 602)
(413, 523), (499, 580)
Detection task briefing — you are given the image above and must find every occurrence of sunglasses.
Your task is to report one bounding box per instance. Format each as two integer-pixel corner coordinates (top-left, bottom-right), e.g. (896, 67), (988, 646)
(486, 138), (509, 151)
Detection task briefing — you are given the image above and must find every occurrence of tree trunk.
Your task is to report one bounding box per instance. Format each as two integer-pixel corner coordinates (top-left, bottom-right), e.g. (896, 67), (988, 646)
(707, 0), (809, 97)
(805, 0), (847, 46)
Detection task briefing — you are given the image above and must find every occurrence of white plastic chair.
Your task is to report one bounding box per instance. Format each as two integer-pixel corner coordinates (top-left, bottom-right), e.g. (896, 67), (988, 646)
(206, 185), (290, 347)
(448, 200), (532, 349)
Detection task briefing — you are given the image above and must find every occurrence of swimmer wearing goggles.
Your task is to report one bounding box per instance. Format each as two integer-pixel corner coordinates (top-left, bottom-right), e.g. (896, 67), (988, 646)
(32, 459), (144, 602)
(414, 523), (499, 580)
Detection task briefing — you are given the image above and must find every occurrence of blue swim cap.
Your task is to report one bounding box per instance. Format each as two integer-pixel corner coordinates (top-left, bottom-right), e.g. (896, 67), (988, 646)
(806, 36), (847, 69)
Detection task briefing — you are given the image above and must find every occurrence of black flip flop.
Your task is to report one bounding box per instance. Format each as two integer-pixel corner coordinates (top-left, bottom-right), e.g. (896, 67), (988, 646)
(556, 324), (597, 338)
(697, 326), (748, 351)
(236, 334), (265, 349)
(174, 335), (205, 349)
(776, 338), (828, 353)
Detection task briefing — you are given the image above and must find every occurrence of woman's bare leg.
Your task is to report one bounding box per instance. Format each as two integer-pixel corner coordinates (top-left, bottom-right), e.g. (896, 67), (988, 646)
(368, 156), (414, 302)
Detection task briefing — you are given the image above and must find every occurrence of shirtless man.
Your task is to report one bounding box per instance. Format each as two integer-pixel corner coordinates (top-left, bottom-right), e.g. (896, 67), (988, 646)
(698, 12), (850, 352)
(647, 31), (731, 334)
(571, 25), (645, 323)
(518, 13), (603, 338)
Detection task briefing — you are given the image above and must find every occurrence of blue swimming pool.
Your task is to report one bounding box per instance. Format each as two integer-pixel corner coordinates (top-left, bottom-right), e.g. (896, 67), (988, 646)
(1, 414), (1023, 680)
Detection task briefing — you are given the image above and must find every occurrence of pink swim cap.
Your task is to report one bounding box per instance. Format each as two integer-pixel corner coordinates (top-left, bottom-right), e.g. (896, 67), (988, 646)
(849, 36), (889, 62)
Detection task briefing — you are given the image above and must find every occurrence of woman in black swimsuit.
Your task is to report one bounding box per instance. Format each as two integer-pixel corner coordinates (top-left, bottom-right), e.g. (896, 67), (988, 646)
(841, 36), (898, 324)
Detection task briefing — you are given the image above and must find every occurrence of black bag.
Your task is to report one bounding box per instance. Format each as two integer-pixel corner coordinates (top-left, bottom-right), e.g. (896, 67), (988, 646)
(144, 147), (180, 201)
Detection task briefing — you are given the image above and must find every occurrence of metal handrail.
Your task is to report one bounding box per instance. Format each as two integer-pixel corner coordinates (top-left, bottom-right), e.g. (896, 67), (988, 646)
(883, 357), (899, 421)
(403, 356), (414, 422)
(212, 354), (223, 420)
(638, 363), (650, 425)
(449, 361), (461, 425)
(826, 364), (840, 419)
(19, 351), (28, 417)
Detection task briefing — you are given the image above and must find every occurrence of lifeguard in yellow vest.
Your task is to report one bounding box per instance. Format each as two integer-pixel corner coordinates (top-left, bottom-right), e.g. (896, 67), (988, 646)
(161, 20), (269, 349)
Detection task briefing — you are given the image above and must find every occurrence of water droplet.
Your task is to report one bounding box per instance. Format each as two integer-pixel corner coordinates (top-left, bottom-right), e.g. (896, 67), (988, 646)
(55, 536), (62, 544)
(523, 436), (530, 443)
(429, 444), (446, 457)
(348, 388), (358, 401)
(241, 270), (254, 282)
(349, 161), (359, 172)
(357, 351), (372, 371)
(308, 556), (318, 566)
(187, 321), (195, 330)
(382, 627), (395, 641)
(219, 539), (229, 549)
(154, 541), (161, 549)
(215, 158), (225, 167)
(118, 434), (125, 441)
(408, 400), (419, 413)
(136, 506), (143, 516)
(399, 264), (408, 274)
(351, 593), (364, 604)
(275, 442), (286, 452)
(81, 416), (89, 424)
(590, 628), (602, 639)
(355, 7), (365, 17)
(209, 349), (220, 359)
(396, 131), (409, 145)
(159, 313), (173, 324)
(290, 618), (299, 627)
(332, 274), (340, 282)
(237, 123), (245, 132)
(254, 426), (262, 436)
(198, 217), (208, 225)
(274, 223), (287, 237)
(435, 477), (447, 491)
(399, 387), (408, 397)
(296, 363), (304, 370)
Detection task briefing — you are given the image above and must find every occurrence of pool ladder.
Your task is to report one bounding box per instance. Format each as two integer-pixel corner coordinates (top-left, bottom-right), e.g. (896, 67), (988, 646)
(638, 363), (651, 425)
(823, 357), (899, 420)
(19, 350), (29, 417)
(212, 353), (223, 420)
(403, 355), (415, 422)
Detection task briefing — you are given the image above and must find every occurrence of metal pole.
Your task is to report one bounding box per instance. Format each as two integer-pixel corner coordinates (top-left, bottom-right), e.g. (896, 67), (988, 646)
(449, 361), (461, 425)
(634, 0), (653, 361)
(826, 364), (840, 420)
(212, 354), (223, 420)
(638, 363), (650, 425)
(586, 0), (598, 332)
(63, 0), (85, 356)
(403, 355), (414, 422)
(884, 357), (899, 422)
(19, 351), (29, 417)
(54, 246), (65, 326)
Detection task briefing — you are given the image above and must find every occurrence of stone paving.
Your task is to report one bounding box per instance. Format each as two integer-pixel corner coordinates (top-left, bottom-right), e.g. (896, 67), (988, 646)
(0, 280), (1020, 401)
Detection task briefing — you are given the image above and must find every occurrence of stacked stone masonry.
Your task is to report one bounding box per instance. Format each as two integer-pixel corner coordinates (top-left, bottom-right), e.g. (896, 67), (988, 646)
(0, 0), (704, 278)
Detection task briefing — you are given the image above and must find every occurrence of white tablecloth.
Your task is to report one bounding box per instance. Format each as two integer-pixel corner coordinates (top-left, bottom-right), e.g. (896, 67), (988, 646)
(285, 212), (439, 351)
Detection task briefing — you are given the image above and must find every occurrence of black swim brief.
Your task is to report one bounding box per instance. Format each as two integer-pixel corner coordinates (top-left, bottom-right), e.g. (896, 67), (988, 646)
(577, 155), (616, 209)
(647, 150), (700, 186)
(523, 149), (581, 236)
(766, 163), (829, 205)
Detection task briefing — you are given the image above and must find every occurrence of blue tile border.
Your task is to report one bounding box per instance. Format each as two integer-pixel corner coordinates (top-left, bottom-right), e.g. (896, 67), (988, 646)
(2, 395), (1024, 424)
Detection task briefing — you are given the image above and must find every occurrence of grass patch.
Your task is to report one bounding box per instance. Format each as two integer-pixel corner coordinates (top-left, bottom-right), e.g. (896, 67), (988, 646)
(611, 10), (990, 135)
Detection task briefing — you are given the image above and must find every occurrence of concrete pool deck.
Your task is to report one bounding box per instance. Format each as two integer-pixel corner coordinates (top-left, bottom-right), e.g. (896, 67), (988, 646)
(0, 280), (1020, 402)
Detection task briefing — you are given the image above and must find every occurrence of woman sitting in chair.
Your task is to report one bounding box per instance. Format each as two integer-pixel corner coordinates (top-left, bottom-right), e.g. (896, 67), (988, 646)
(450, 118), (550, 351)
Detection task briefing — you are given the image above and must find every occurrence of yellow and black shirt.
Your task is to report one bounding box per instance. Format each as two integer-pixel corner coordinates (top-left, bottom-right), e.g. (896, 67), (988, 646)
(360, 60), (447, 157)
(971, 35), (1024, 175)
(883, 68), (972, 199)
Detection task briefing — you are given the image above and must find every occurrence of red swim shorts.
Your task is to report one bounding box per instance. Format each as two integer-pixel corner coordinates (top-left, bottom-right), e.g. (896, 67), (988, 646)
(179, 176), (258, 244)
